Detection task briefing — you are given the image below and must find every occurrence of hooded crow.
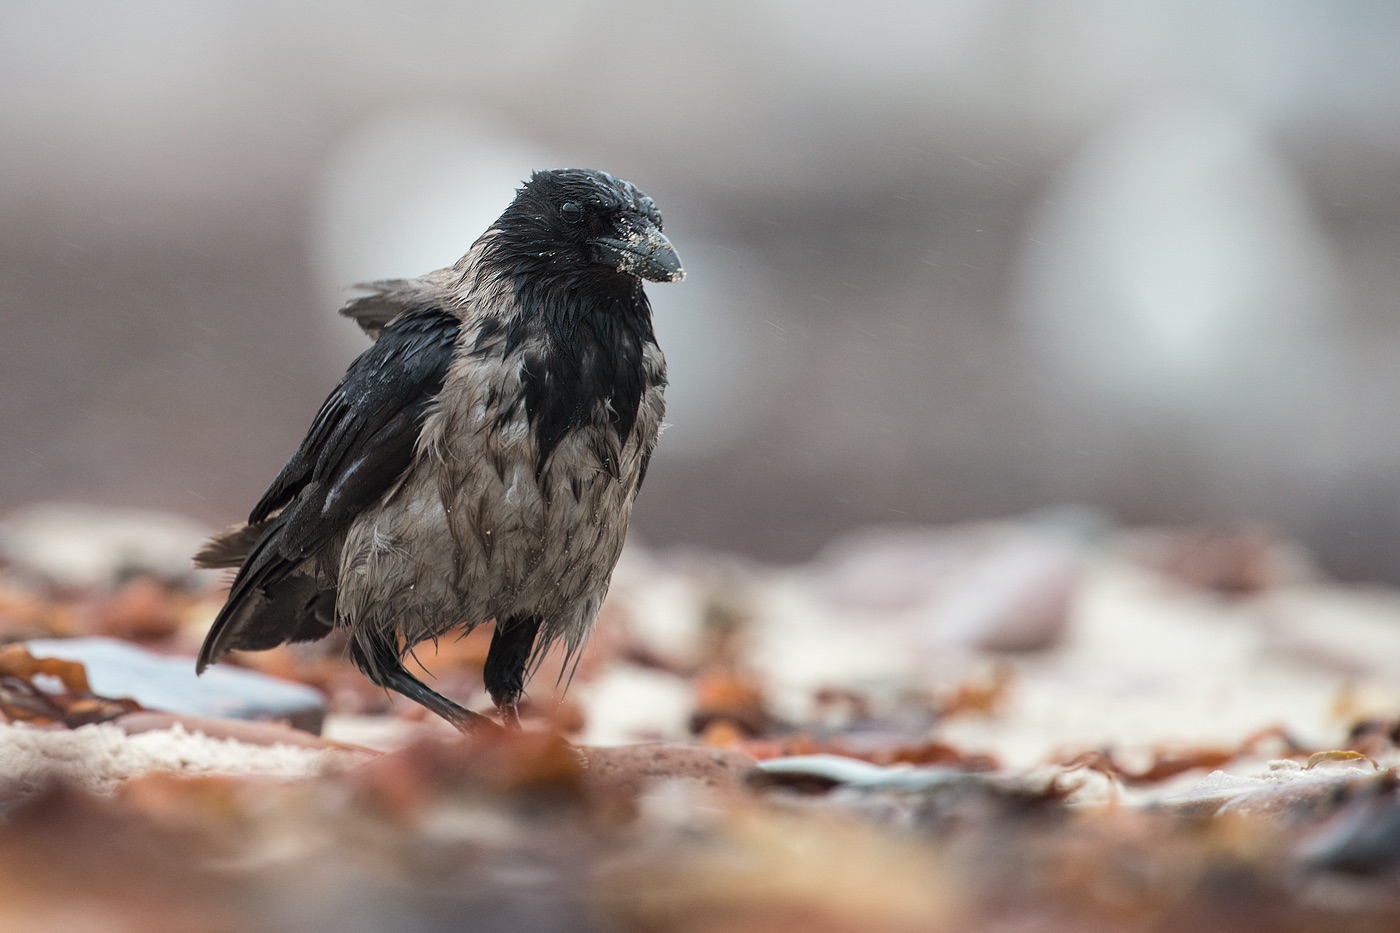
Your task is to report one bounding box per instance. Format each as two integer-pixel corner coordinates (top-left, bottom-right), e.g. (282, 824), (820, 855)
(195, 168), (682, 731)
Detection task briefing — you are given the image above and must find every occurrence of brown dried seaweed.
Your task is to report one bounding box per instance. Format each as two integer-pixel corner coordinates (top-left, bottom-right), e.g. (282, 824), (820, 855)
(0, 643), (141, 727)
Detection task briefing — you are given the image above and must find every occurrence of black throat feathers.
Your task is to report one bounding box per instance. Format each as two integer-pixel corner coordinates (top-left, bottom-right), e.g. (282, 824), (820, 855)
(473, 253), (656, 478)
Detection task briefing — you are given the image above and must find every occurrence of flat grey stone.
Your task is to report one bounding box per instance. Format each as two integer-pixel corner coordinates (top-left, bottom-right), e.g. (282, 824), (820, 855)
(24, 637), (325, 734)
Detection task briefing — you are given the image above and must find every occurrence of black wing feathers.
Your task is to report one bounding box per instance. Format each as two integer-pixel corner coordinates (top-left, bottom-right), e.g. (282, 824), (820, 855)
(197, 308), (460, 671)
(250, 310), (460, 524)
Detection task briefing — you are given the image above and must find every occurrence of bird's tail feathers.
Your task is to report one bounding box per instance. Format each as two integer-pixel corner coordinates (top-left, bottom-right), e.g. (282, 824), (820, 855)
(193, 522), (267, 569)
(195, 519), (293, 673)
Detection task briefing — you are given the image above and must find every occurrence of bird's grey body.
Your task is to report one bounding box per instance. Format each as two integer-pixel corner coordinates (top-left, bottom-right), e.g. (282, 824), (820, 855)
(337, 251), (667, 662)
(196, 169), (680, 730)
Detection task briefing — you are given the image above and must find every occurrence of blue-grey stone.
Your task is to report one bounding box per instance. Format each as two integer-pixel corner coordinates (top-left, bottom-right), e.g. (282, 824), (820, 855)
(24, 637), (326, 734)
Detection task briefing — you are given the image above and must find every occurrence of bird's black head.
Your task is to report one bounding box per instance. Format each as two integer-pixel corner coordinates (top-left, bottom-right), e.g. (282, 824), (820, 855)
(486, 168), (684, 285)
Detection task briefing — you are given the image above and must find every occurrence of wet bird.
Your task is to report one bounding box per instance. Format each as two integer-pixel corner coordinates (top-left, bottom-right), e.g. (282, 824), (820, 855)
(195, 169), (682, 731)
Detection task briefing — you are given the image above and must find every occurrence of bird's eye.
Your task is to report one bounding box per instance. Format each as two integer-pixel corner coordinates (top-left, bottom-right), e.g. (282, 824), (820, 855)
(560, 201), (584, 224)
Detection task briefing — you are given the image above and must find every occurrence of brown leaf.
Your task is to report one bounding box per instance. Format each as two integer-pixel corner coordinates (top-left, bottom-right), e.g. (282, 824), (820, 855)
(1060, 747), (1236, 785)
(935, 665), (1013, 719)
(0, 643), (141, 726)
(0, 642), (92, 692)
(1059, 727), (1313, 786)
(1306, 750), (1374, 770)
(690, 666), (775, 736)
(865, 739), (1000, 771)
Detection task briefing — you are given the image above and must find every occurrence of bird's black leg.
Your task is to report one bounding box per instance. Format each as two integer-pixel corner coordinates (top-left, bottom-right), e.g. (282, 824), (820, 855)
(351, 628), (496, 733)
(483, 615), (542, 729)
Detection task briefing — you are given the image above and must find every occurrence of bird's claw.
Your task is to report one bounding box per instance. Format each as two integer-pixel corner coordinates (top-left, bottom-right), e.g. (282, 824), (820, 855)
(497, 699), (523, 731)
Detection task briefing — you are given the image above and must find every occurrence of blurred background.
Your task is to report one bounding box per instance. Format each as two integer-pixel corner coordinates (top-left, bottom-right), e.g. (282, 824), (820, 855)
(2, 1), (1399, 579)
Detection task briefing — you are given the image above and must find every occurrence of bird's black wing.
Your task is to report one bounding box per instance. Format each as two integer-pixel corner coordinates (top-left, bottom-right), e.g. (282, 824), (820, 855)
(197, 307), (461, 671)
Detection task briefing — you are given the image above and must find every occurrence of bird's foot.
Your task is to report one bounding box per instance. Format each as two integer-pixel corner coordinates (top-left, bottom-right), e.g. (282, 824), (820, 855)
(351, 632), (500, 735)
(446, 707), (502, 734)
(496, 698), (523, 731)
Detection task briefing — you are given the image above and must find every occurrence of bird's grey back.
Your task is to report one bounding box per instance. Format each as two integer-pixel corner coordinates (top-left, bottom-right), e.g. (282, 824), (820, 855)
(341, 268), (466, 340)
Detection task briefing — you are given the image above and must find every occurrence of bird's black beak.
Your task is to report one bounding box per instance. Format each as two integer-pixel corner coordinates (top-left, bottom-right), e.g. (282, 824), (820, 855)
(590, 218), (685, 283)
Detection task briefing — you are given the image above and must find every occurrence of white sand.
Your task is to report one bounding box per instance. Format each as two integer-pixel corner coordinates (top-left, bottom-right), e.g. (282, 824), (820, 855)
(0, 722), (345, 795)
